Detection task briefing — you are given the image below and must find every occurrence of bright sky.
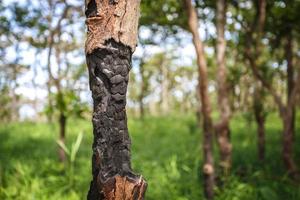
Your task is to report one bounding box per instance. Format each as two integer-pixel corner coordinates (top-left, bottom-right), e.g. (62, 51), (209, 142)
(2, 0), (217, 119)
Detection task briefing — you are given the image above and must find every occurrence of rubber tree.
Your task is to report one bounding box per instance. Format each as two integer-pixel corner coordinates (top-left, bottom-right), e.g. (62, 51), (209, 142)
(184, 0), (215, 199)
(253, 84), (266, 161)
(85, 0), (147, 199)
(215, 0), (232, 174)
(242, 0), (300, 178)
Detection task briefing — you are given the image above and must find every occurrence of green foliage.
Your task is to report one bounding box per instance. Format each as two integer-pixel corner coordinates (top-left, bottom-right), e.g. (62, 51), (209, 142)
(140, 0), (188, 32)
(57, 132), (83, 185)
(0, 86), (13, 121)
(45, 90), (89, 120)
(1, 114), (300, 199)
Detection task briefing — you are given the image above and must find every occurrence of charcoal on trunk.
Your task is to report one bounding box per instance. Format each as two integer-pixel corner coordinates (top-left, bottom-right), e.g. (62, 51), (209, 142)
(85, 0), (147, 199)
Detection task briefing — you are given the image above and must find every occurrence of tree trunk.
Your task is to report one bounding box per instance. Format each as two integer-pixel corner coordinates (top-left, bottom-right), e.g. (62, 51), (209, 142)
(85, 1), (147, 199)
(282, 111), (298, 178)
(285, 33), (295, 140)
(58, 112), (67, 162)
(245, 0), (300, 180)
(139, 60), (145, 119)
(215, 0), (232, 175)
(253, 88), (265, 162)
(184, 0), (215, 199)
(161, 60), (169, 114)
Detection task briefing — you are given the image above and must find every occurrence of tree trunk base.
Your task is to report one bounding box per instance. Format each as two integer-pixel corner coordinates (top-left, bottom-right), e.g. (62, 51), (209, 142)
(88, 175), (147, 200)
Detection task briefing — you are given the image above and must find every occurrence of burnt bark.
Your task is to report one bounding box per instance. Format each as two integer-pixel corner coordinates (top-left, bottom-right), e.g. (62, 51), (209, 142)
(86, 40), (147, 200)
(85, 1), (146, 199)
(184, 0), (215, 199)
(215, 0), (232, 175)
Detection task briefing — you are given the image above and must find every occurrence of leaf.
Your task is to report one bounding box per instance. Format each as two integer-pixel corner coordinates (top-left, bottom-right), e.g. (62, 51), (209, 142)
(259, 187), (278, 200)
(70, 132), (83, 163)
(56, 140), (70, 156)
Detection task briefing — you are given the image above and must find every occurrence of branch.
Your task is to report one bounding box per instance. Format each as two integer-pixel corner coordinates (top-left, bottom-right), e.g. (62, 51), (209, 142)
(243, 0), (285, 115)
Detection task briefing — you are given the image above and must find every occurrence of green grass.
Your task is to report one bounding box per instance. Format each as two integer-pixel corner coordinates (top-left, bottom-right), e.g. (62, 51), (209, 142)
(0, 113), (299, 199)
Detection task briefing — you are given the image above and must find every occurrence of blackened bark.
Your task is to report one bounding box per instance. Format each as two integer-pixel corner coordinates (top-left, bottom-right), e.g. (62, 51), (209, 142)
(59, 112), (67, 162)
(85, 0), (146, 199)
(86, 40), (146, 200)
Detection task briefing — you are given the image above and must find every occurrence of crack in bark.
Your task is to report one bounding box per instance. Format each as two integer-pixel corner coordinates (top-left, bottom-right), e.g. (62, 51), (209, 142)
(118, 0), (127, 41)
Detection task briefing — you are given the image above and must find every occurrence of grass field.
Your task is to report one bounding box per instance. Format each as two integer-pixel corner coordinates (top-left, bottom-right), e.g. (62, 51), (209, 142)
(0, 113), (300, 200)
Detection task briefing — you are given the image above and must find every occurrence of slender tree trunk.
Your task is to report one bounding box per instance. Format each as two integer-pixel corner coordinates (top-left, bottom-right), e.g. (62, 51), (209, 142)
(245, 0), (300, 180)
(161, 61), (169, 114)
(253, 88), (265, 161)
(139, 60), (145, 119)
(184, 0), (215, 198)
(85, 1), (147, 199)
(58, 112), (67, 162)
(215, 0), (232, 175)
(46, 31), (54, 123)
(282, 110), (298, 178)
(285, 33), (295, 140)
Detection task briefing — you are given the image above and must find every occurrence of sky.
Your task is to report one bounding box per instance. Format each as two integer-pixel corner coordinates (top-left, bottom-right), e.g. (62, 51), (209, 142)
(1, 0), (217, 119)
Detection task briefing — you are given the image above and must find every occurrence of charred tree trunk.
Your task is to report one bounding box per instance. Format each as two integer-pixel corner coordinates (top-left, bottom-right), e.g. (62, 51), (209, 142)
(58, 112), (67, 162)
(215, 0), (232, 175)
(184, 0), (215, 199)
(253, 88), (265, 162)
(85, 0), (147, 199)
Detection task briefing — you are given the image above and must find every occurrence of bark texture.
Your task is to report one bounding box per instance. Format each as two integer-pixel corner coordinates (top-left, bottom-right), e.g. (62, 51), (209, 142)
(85, 0), (140, 54)
(184, 0), (215, 199)
(215, 0), (232, 174)
(85, 1), (147, 199)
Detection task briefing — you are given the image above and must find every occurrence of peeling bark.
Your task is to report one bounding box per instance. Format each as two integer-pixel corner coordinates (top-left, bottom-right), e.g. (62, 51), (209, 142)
(85, 1), (146, 199)
(85, 0), (140, 54)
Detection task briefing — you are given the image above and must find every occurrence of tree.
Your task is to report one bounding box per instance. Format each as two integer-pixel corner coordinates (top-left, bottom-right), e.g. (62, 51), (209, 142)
(253, 83), (266, 161)
(85, 0), (147, 199)
(184, 0), (215, 199)
(215, 0), (232, 174)
(240, 0), (300, 178)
